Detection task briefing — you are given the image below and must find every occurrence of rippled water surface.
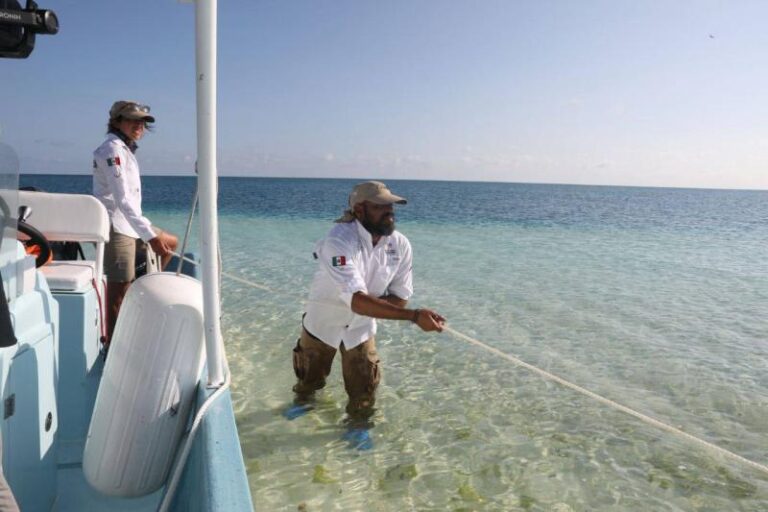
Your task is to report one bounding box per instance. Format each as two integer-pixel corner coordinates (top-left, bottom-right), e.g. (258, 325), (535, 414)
(25, 175), (768, 511)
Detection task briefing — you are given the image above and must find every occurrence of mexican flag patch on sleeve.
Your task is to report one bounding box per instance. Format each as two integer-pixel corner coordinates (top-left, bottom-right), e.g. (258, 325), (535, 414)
(106, 156), (121, 167)
(331, 256), (347, 267)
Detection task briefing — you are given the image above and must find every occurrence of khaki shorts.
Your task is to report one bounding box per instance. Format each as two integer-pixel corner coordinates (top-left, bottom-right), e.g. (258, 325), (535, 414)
(104, 227), (151, 283)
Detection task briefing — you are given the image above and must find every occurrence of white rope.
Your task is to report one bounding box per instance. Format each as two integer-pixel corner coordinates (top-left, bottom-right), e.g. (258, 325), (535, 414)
(157, 365), (232, 512)
(175, 189), (199, 277)
(155, 255), (255, 509)
(174, 253), (274, 292)
(442, 325), (768, 477)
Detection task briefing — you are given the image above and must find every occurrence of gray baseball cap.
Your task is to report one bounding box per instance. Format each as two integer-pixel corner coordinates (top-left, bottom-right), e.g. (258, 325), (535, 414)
(109, 101), (155, 123)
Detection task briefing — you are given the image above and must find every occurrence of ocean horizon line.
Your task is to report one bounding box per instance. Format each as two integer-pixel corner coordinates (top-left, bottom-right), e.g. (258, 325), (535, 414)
(19, 172), (768, 194)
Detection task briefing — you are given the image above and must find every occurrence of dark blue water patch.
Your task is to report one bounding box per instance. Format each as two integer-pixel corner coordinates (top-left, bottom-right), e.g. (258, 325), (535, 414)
(20, 174), (768, 233)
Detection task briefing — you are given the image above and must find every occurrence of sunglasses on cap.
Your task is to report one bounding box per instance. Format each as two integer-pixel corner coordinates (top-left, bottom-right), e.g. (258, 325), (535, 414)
(125, 103), (151, 114)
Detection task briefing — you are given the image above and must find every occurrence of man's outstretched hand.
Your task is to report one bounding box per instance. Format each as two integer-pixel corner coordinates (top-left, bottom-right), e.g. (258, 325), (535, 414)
(413, 308), (445, 332)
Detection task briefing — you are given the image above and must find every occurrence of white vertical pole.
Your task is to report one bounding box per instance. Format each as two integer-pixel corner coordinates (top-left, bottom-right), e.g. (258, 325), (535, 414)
(195, 0), (225, 386)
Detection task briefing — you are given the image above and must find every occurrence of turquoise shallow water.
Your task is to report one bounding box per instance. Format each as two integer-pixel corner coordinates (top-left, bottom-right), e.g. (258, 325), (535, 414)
(22, 175), (768, 511)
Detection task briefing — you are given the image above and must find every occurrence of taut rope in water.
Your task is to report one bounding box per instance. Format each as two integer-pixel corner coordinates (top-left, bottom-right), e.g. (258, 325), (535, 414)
(174, 253), (274, 292)
(173, 257), (768, 478)
(442, 325), (768, 477)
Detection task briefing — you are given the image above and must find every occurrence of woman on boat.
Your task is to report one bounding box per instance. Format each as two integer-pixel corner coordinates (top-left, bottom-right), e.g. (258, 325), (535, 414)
(92, 100), (178, 346)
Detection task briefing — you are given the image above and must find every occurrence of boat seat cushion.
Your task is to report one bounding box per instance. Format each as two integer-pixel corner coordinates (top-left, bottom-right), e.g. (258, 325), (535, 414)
(40, 261), (97, 292)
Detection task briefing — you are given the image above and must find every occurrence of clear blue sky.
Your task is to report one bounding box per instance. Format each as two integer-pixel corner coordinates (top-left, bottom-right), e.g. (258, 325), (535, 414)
(1, 0), (767, 189)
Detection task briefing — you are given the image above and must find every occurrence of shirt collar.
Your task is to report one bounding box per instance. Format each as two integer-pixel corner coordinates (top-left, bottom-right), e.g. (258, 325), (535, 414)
(354, 219), (389, 250)
(108, 129), (139, 153)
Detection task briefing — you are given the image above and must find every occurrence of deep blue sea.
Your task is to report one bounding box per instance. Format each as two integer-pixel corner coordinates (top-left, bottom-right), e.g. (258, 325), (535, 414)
(22, 174), (768, 511)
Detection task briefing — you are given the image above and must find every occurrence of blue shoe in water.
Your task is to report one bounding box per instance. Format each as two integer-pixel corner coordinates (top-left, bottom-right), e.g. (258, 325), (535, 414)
(282, 403), (314, 420)
(343, 428), (373, 450)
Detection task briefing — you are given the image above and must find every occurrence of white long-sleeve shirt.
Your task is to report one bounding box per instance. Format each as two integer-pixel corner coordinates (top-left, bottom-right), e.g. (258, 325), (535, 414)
(304, 220), (414, 349)
(92, 133), (156, 242)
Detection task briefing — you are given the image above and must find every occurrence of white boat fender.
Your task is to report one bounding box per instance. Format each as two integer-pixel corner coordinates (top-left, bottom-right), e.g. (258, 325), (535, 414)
(83, 272), (205, 497)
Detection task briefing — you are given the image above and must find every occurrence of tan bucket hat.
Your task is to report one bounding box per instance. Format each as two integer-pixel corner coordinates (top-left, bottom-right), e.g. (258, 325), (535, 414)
(109, 100), (155, 123)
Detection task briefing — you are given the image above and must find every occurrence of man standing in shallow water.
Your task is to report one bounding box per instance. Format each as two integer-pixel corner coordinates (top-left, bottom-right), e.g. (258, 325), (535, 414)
(286, 181), (445, 447)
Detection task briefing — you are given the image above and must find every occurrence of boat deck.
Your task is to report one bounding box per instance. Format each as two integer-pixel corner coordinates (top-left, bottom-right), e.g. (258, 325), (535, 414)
(55, 463), (162, 511)
(53, 336), (165, 511)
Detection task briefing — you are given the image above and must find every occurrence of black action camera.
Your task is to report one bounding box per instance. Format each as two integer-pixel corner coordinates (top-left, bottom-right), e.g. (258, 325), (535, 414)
(0, 0), (58, 59)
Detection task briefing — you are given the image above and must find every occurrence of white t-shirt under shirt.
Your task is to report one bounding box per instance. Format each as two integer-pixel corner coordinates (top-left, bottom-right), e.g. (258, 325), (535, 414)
(92, 133), (156, 242)
(303, 220), (414, 349)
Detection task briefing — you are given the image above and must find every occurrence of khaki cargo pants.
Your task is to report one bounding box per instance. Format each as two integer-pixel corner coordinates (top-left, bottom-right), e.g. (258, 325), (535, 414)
(292, 327), (381, 419)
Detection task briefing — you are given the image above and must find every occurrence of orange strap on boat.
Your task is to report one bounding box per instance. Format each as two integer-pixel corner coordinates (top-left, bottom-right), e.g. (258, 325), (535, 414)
(25, 244), (53, 265)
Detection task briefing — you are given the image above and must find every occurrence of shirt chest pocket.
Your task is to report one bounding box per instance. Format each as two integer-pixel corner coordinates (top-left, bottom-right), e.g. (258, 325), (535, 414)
(385, 247), (401, 267)
(380, 251), (400, 284)
(365, 251), (397, 291)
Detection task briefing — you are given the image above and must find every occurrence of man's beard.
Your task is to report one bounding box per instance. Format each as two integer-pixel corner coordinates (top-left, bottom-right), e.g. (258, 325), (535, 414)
(360, 211), (395, 237)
